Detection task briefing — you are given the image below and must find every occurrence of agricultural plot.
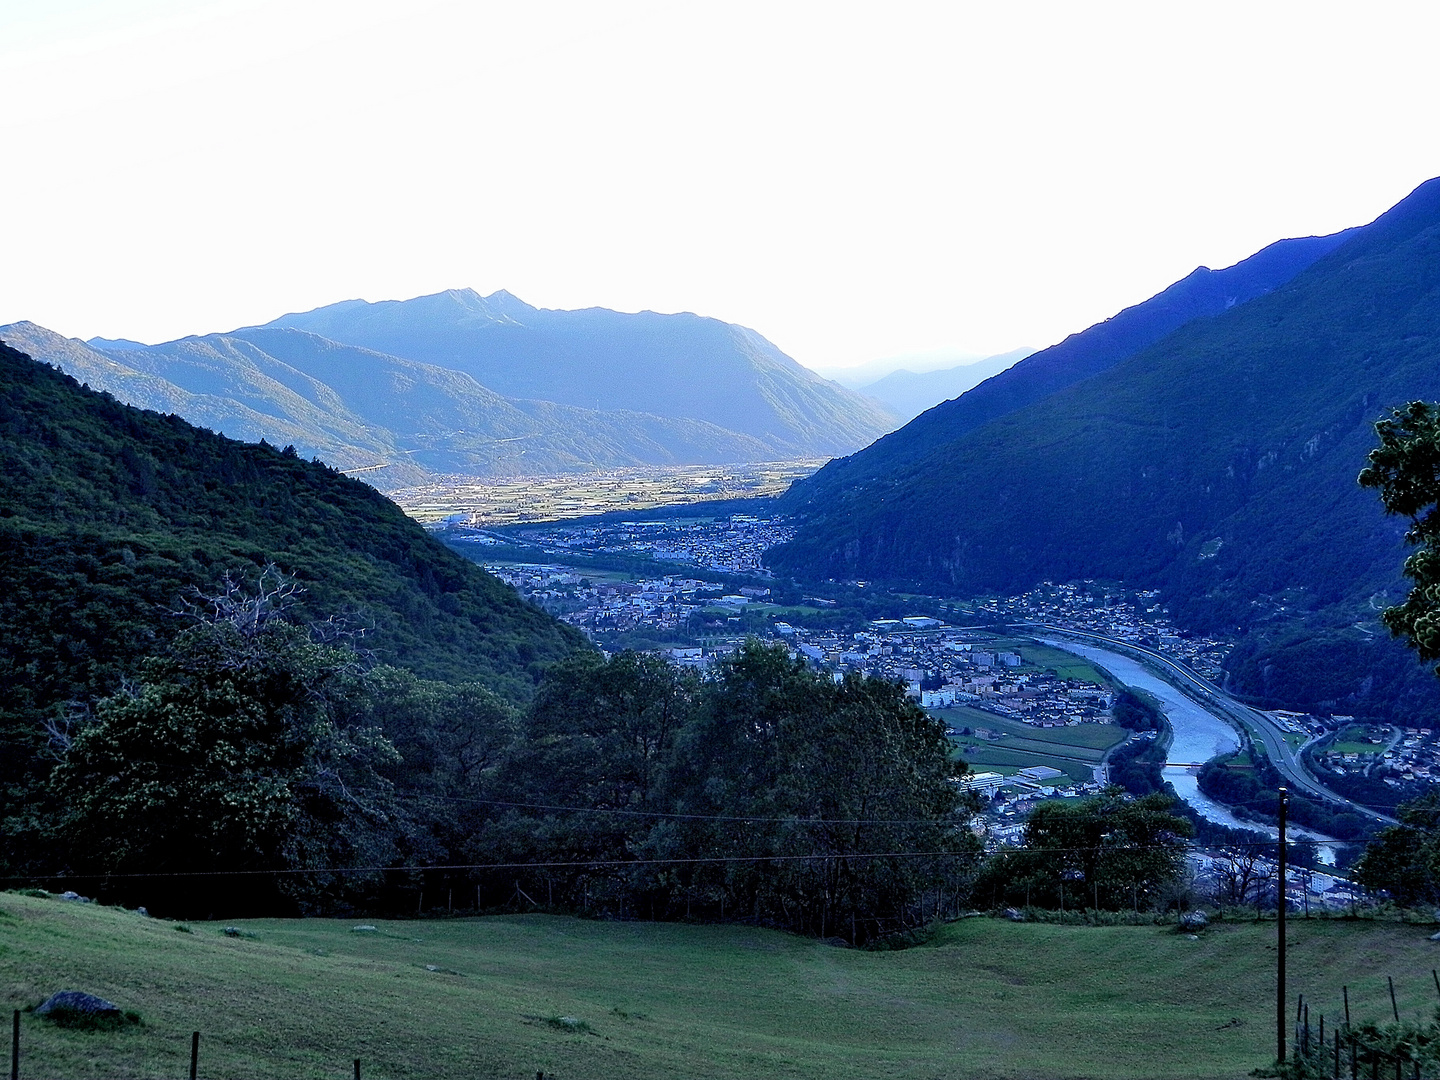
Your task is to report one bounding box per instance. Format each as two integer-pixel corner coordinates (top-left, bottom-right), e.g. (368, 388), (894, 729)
(937, 707), (1126, 783)
(1014, 642), (1109, 683)
(389, 460), (824, 525)
(954, 744), (1095, 783)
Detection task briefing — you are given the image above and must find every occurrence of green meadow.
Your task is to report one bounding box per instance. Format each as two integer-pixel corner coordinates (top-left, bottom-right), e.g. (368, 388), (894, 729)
(6, 892), (1440, 1080)
(937, 707), (1127, 783)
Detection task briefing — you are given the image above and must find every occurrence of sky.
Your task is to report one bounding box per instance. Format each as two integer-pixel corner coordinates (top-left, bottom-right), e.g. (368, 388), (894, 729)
(3, 1), (1440, 373)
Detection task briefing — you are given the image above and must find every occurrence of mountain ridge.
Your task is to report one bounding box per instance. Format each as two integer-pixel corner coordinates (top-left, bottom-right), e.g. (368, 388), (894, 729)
(767, 177), (1440, 720)
(263, 289), (897, 456)
(856, 348), (1034, 421)
(1, 319), (820, 484)
(781, 224), (1361, 512)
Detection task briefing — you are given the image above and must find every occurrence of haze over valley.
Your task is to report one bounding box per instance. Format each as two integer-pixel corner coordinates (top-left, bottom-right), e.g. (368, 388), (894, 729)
(11, 5), (1440, 1079)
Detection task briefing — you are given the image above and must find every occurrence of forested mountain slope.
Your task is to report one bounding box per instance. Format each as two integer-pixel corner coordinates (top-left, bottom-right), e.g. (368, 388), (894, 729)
(782, 226), (1357, 511)
(264, 288), (896, 457)
(768, 178), (1440, 719)
(0, 340), (584, 845)
(0, 323), (778, 483)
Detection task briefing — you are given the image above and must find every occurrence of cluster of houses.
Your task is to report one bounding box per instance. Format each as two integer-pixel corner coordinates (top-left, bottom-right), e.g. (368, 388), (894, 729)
(980, 580), (1232, 681)
(501, 515), (796, 574)
(479, 566), (741, 636)
(1313, 725), (1440, 787)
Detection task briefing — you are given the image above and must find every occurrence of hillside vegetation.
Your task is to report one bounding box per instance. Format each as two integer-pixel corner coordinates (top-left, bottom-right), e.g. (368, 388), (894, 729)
(770, 178), (1440, 720)
(0, 343), (583, 872)
(5, 893), (1437, 1080)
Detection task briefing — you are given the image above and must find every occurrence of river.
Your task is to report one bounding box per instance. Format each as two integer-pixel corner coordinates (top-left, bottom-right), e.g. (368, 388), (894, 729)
(1039, 638), (1338, 858)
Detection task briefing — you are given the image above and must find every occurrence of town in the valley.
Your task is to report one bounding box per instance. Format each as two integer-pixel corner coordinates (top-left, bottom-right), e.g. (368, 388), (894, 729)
(441, 510), (1440, 904)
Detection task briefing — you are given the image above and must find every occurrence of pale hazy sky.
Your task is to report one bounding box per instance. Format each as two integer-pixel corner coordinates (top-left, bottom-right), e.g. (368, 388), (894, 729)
(3, 0), (1438, 370)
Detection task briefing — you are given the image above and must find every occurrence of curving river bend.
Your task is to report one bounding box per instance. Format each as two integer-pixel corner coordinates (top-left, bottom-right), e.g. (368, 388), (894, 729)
(1039, 638), (1338, 857)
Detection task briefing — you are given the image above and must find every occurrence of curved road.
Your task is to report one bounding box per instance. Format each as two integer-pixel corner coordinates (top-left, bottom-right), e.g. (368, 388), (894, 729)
(1024, 624), (1398, 827)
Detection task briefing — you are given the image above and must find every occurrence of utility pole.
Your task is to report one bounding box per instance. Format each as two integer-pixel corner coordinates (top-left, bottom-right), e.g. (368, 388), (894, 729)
(1277, 786), (1288, 1065)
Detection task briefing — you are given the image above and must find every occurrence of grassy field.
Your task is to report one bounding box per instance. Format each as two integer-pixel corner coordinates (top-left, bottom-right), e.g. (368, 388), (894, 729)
(954, 744), (1095, 783)
(1012, 642), (1108, 684)
(7, 893), (1440, 1080)
(938, 707), (1125, 782)
(937, 708), (1127, 751)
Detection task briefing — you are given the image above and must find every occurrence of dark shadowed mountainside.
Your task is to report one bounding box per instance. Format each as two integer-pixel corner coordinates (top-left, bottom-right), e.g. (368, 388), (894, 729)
(0, 339), (585, 843)
(768, 178), (1440, 720)
(263, 289), (897, 457)
(782, 225), (1358, 512)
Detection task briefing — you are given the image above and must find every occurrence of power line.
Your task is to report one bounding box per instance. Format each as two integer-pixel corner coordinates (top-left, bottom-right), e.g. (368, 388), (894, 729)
(373, 789), (986, 826)
(2, 837), (1362, 884)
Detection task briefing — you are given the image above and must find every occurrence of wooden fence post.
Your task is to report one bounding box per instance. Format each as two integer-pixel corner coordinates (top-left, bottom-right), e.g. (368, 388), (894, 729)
(189, 1031), (199, 1080)
(11, 1009), (18, 1080)
(353, 1058), (360, 1080)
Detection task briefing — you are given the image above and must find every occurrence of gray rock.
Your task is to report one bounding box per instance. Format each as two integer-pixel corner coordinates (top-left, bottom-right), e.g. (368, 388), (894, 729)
(1003, 907), (1026, 922)
(1427, 929), (1440, 942)
(136, 907), (149, 917)
(58, 891), (90, 903)
(351, 925), (378, 933)
(35, 991), (120, 1019)
(1179, 910), (1209, 931)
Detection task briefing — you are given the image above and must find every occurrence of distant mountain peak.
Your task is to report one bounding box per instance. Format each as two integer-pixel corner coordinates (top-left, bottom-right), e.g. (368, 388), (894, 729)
(483, 288), (528, 306)
(86, 335), (150, 351)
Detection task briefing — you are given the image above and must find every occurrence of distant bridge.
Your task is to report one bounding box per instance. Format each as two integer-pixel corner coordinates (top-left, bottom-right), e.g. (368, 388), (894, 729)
(1163, 761), (1253, 769)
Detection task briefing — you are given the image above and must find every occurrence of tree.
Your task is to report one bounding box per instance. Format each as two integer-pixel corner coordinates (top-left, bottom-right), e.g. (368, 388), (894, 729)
(1205, 846), (1276, 907)
(1355, 407), (1440, 903)
(475, 651), (701, 913)
(1359, 401), (1440, 670)
(476, 641), (978, 939)
(977, 789), (1193, 912)
(655, 642), (977, 941)
(1351, 791), (1440, 907)
(51, 570), (402, 914)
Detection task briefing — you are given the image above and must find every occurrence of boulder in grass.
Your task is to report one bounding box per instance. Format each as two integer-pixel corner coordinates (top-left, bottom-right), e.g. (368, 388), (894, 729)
(1003, 907), (1026, 922)
(35, 991), (123, 1027)
(1178, 910), (1209, 932)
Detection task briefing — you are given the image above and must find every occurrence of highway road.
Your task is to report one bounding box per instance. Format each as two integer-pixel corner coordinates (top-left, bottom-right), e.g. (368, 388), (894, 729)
(1024, 624), (1398, 827)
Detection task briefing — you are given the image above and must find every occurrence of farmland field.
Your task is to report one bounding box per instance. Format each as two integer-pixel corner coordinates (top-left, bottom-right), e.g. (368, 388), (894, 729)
(936, 708), (1128, 750)
(937, 707), (1126, 782)
(1013, 642), (1108, 683)
(953, 743), (1096, 782)
(387, 460), (824, 525)
(5, 893), (1439, 1080)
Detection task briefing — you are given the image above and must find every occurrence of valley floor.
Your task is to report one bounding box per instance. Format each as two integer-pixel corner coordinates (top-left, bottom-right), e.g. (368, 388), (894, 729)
(386, 460), (822, 525)
(5, 893), (1438, 1080)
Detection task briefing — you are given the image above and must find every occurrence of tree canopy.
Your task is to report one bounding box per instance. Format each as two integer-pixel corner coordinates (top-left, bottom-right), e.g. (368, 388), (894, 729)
(973, 790), (1193, 912)
(1359, 400), (1440, 672)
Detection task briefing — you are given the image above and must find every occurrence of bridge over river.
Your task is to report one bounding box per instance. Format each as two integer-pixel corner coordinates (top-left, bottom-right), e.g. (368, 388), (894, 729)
(1031, 630), (1397, 857)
